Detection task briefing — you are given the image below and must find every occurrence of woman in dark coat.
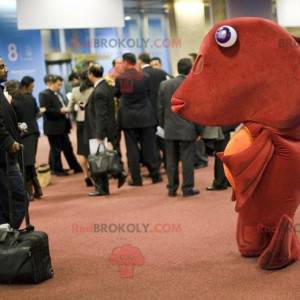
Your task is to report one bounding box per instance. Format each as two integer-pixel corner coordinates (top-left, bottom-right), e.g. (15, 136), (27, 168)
(8, 77), (43, 200)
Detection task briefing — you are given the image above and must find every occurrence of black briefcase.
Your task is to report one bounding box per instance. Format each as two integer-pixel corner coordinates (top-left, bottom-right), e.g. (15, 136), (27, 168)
(88, 145), (122, 177)
(0, 148), (54, 284)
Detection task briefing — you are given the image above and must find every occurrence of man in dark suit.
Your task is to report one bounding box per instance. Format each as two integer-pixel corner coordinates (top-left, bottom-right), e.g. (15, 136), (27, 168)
(85, 64), (127, 197)
(39, 75), (82, 176)
(138, 53), (168, 169)
(0, 57), (27, 228)
(158, 58), (202, 197)
(150, 56), (173, 79)
(206, 125), (237, 191)
(115, 53), (161, 186)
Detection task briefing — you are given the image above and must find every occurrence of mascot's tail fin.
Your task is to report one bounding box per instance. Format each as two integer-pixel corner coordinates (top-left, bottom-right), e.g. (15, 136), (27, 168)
(258, 215), (300, 270)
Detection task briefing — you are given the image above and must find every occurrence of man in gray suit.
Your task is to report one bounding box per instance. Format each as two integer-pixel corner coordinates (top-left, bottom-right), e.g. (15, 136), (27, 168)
(157, 58), (203, 197)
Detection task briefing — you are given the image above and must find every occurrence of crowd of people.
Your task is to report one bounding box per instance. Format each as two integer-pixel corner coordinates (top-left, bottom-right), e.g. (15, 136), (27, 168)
(0, 52), (236, 228)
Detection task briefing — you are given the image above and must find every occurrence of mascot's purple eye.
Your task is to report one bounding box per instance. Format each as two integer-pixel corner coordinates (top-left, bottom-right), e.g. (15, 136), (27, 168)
(215, 26), (237, 48)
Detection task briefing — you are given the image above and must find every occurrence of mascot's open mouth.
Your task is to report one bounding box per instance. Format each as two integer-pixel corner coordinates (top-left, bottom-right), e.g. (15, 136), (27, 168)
(171, 97), (185, 113)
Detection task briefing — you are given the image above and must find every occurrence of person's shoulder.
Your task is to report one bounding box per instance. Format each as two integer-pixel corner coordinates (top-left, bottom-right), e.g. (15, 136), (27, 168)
(40, 88), (50, 95)
(72, 86), (80, 93)
(162, 76), (178, 87)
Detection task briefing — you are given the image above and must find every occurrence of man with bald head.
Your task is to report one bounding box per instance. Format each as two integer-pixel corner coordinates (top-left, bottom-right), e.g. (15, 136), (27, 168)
(86, 63), (127, 196)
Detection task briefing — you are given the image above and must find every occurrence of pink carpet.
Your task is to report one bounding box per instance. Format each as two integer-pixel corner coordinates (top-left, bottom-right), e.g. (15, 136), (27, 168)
(1, 134), (300, 300)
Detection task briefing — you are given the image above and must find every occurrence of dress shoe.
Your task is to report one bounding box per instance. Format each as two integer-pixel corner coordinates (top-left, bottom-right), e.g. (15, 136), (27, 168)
(89, 190), (109, 197)
(118, 173), (127, 188)
(128, 180), (143, 187)
(206, 185), (227, 191)
(183, 189), (200, 197)
(168, 190), (177, 197)
(85, 177), (94, 187)
(152, 175), (163, 184)
(52, 171), (69, 177)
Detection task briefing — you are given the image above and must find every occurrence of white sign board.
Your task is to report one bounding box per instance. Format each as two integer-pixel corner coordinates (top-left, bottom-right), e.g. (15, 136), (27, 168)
(17, 0), (124, 29)
(277, 0), (300, 27)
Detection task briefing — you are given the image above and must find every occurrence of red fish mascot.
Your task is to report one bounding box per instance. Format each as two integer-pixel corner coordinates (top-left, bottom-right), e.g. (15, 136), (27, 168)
(172, 17), (300, 270)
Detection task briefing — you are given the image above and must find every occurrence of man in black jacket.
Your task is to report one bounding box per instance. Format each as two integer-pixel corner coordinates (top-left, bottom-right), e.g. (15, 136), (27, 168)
(39, 75), (82, 176)
(138, 53), (169, 168)
(116, 53), (161, 186)
(85, 64), (126, 196)
(206, 125), (237, 191)
(0, 57), (27, 228)
(158, 58), (202, 197)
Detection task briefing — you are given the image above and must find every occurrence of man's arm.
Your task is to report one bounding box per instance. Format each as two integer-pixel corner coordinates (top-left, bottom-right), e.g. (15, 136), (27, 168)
(39, 92), (63, 118)
(94, 90), (109, 142)
(0, 98), (19, 153)
(157, 82), (165, 128)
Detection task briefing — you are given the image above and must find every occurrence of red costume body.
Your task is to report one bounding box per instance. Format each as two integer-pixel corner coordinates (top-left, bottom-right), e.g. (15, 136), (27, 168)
(171, 17), (300, 270)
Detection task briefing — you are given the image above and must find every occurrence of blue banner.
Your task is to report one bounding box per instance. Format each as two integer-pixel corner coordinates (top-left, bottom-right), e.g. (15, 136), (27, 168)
(0, 0), (46, 100)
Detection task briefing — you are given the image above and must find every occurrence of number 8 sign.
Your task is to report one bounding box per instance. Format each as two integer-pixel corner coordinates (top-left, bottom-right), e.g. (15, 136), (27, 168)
(8, 43), (18, 62)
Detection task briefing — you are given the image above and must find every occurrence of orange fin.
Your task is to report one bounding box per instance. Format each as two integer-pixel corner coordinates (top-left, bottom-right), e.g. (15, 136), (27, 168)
(220, 130), (274, 211)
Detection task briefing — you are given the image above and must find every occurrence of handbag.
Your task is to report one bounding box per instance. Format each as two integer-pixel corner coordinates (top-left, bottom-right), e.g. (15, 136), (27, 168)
(37, 163), (51, 188)
(88, 143), (122, 177)
(0, 148), (54, 284)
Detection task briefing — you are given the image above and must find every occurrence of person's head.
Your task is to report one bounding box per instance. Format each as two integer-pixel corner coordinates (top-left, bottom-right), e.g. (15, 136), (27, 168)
(112, 57), (123, 74)
(50, 75), (64, 92)
(122, 53), (136, 71)
(150, 57), (162, 69)
(138, 53), (150, 67)
(188, 53), (198, 63)
(87, 64), (104, 84)
(5, 80), (21, 98)
(79, 70), (93, 92)
(20, 76), (35, 94)
(178, 58), (193, 76)
(44, 74), (54, 88)
(68, 72), (80, 88)
(0, 57), (8, 83)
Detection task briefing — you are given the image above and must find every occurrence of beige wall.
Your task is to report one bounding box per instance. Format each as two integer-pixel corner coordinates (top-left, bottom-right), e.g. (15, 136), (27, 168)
(168, 0), (209, 74)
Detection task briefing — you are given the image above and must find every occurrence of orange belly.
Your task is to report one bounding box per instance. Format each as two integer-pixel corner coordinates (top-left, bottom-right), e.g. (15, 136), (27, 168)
(223, 126), (254, 191)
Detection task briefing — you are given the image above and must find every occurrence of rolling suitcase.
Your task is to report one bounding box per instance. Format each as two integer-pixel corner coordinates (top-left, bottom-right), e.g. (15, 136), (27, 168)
(0, 147), (54, 284)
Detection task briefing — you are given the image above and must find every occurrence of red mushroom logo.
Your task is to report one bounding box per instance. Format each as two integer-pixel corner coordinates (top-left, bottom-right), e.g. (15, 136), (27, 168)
(109, 244), (145, 278)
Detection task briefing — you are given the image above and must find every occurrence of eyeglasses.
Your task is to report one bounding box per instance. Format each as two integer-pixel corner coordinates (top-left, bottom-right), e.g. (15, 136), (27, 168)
(0, 64), (7, 70)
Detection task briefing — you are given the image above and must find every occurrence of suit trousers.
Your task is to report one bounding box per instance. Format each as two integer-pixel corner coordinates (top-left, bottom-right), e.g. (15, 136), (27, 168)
(47, 134), (82, 173)
(194, 139), (208, 167)
(92, 173), (109, 194)
(212, 132), (230, 188)
(124, 127), (160, 183)
(0, 162), (27, 229)
(165, 140), (196, 193)
(157, 136), (166, 169)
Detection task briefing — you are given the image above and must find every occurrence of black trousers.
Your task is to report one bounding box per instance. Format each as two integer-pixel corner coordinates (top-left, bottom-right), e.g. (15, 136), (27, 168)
(157, 136), (166, 169)
(194, 139), (208, 167)
(25, 165), (37, 183)
(47, 134), (82, 173)
(124, 127), (160, 183)
(0, 162), (27, 229)
(212, 132), (230, 188)
(165, 140), (196, 193)
(92, 173), (109, 194)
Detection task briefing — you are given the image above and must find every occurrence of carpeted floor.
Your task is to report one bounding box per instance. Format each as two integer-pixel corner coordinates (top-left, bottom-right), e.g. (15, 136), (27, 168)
(1, 135), (300, 300)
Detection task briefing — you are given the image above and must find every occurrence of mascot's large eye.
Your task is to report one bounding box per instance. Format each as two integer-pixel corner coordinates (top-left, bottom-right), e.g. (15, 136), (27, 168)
(215, 26), (237, 48)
